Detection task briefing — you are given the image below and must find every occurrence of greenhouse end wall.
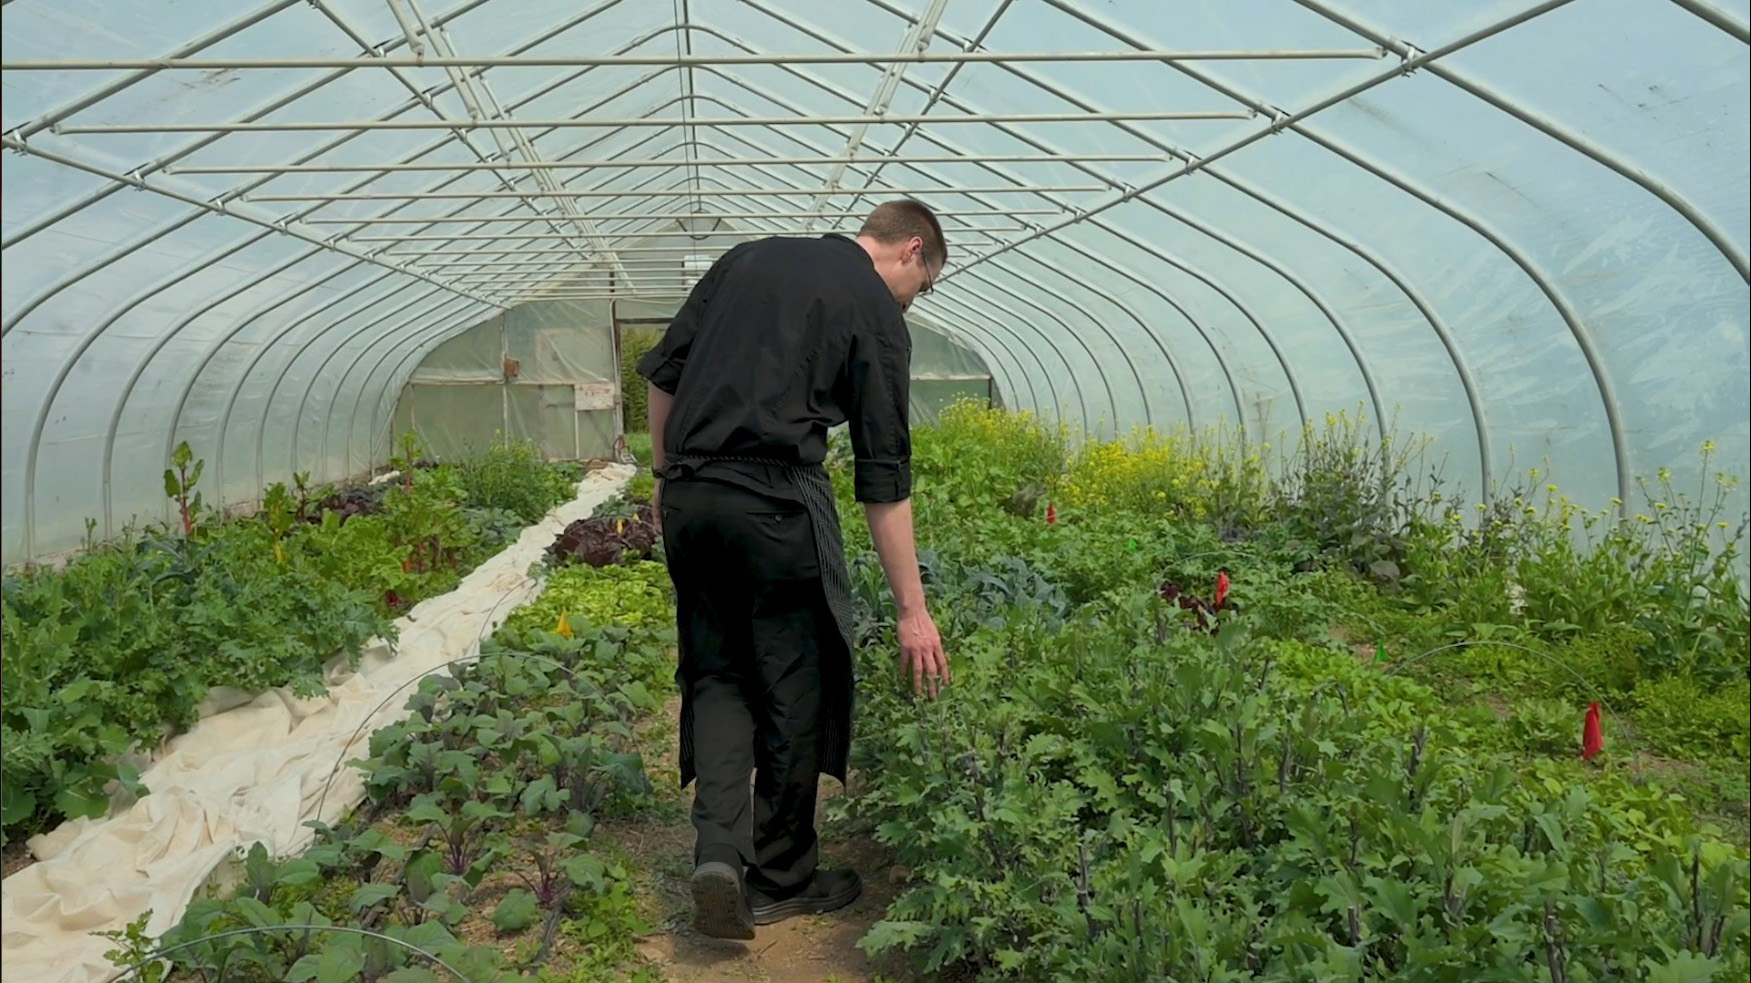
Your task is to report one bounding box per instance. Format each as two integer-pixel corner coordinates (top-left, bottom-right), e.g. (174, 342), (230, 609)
(390, 299), (620, 463)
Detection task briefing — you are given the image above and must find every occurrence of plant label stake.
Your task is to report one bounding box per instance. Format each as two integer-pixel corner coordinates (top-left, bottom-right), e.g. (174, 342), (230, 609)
(1581, 702), (1603, 760)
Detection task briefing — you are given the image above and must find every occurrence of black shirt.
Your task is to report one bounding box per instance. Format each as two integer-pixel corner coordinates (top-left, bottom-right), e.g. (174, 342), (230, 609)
(635, 234), (913, 505)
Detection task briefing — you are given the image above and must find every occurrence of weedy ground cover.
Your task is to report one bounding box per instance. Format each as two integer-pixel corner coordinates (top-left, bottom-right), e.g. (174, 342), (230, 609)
(1, 435), (583, 845)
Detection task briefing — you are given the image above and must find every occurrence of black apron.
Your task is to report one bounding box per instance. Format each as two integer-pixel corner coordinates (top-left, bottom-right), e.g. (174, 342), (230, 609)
(658, 456), (858, 785)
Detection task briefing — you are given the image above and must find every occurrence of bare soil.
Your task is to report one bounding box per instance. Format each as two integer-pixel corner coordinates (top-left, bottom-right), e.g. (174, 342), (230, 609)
(2, 840), (35, 879)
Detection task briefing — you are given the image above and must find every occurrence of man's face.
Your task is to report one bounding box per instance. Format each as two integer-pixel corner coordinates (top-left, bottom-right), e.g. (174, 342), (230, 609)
(894, 237), (940, 313)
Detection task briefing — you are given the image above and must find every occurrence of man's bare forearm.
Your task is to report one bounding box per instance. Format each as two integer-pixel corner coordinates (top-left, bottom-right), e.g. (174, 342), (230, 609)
(647, 383), (672, 471)
(864, 499), (927, 617)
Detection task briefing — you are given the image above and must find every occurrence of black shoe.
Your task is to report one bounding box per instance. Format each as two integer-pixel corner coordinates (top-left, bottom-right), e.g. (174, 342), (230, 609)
(748, 868), (863, 925)
(690, 861), (755, 940)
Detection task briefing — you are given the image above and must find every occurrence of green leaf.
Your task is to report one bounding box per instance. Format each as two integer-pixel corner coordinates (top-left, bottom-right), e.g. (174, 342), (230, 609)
(228, 896), (280, 929)
(520, 775), (560, 816)
(1367, 876), (1419, 932)
(0, 777), (37, 828)
(349, 882), (402, 913)
(1643, 952), (1721, 983)
(164, 468), (181, 499)
(405, 795), (450, 828)
(276, 858), (322, 889)
(287, 944), (367, 983)
(53, 777), (110, 821)
(1533, 813), (1569, 857)
(563, 854), (607, 893)
(491, 889), (539, 933)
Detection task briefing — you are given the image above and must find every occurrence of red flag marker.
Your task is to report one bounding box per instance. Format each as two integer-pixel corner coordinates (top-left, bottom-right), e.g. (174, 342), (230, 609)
(1582, 702), (1604, 760)
(1214, 570), (1231, 609)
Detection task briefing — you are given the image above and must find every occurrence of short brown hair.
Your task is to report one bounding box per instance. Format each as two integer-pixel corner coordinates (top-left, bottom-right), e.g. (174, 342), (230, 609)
(859, 199), (947, 270)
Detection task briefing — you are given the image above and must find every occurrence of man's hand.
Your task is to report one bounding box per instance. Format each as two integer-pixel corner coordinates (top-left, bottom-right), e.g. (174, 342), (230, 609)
(898, 607), (948, 699)
(650, 478), (663, 535)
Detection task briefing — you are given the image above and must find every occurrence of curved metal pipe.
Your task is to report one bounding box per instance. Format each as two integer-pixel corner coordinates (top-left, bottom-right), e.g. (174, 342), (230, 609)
(166, 86), (703, 510)
(1036, 0), (1630, 509)
(998, 247), (1205, 429)
(679, 90), (1139, 434)
(98, 238), (315, 532)
(1295, 0), (1747, 282)
(0, 0), (624, 251)
(1302, 127), (1636, 510)
(685, 17), (1283, 435)
(1667, 0), (1751, 43)
(21, 227), (275, 545)
(675, 168), (1091, 424)
(284, 291), (486, 478)
(856, 0), (1487, 494)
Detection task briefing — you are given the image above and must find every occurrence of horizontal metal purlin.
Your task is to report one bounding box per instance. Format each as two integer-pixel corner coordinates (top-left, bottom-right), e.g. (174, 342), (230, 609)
(58, 109), (1254, 134)
(349, 226), (1027, 241)
(3, 48), (1387, 71)
(178, 156), (1162, 174)
(243, 183), (1111, 200)
(311, 208), (1059, 223)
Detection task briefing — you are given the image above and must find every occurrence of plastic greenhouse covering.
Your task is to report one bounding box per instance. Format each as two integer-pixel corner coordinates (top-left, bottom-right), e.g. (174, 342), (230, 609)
(3, 2), (1750, 980)
(4, 0), (1749, 565)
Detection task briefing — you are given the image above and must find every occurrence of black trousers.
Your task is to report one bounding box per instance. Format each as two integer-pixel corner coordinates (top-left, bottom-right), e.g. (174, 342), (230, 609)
(659, 477), (834, 894)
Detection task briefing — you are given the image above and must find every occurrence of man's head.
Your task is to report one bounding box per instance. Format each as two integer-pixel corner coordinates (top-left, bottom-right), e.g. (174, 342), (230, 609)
(855, 199), (946, 311)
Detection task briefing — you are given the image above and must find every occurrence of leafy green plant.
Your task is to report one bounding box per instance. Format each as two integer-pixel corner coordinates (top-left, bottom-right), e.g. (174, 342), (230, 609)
(458, 437), (579, 525)
(164, 440), (207, 536)
(502, 561), (674, 637)
(618, 329), (663, 433)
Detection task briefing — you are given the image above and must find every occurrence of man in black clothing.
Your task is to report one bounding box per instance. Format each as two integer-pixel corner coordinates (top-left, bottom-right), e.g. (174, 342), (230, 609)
(635, 199), (950, 940)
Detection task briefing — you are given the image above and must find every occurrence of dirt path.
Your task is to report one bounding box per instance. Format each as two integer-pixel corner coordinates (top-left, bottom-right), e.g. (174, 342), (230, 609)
(598, 696), (910, 983)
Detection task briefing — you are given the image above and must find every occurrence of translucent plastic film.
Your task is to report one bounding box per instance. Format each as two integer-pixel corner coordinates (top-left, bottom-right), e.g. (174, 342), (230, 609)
(3, 0), (1746, 564)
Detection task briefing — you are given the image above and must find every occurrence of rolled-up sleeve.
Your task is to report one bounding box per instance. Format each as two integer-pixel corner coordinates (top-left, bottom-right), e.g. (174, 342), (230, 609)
(635, 245), (738, 394)
(844, 309), (913, 503)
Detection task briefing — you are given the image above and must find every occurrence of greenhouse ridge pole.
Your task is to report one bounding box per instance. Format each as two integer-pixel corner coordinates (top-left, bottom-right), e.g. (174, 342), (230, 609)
(313, 0), (618, 288)
(0, 48), (1389, 71)
(844, 0), (1021, 194)
(800, 0), (953, 232)
(55, 109), (1255, 133)
(180, 155), (1171, 174)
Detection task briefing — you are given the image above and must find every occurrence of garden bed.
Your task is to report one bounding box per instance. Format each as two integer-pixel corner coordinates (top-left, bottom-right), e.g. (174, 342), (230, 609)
(0, 443), (632, 983)
(830, 402), (1749, 981)
(72, 491), (673, 983)
(10, 404), (1750, 983)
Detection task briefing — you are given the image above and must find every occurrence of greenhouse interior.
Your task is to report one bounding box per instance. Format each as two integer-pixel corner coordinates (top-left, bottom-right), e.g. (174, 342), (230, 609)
(2, 0), (1748, 980)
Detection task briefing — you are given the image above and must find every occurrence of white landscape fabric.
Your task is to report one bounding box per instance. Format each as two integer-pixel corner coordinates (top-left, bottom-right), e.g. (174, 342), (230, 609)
(0, 464), (634, 983)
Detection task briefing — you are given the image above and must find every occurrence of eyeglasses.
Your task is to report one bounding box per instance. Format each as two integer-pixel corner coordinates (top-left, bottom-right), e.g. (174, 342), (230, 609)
(917, 250), (935, 297)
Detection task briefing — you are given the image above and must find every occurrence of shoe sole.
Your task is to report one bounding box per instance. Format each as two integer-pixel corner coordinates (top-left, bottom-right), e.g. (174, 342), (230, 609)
(691, 862), (755, 940)
(751, 879), (863, 925)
